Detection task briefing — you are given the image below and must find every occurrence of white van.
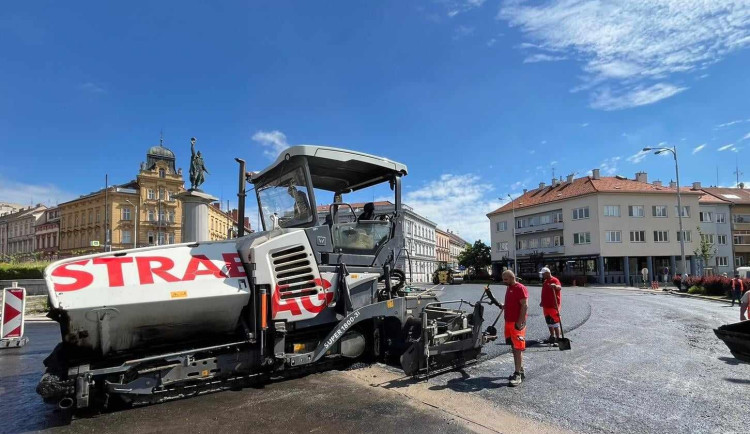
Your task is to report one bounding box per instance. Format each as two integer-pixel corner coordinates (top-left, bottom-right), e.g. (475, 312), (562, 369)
(736, 267), (750, 279)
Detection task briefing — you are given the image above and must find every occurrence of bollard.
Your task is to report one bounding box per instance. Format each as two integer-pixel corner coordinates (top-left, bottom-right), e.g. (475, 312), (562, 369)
(1, 283), (28, 348)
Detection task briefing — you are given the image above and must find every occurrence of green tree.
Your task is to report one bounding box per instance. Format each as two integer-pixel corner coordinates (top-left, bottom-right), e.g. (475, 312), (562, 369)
(458, 240), (491, 276)
(693, 226), (717, 274)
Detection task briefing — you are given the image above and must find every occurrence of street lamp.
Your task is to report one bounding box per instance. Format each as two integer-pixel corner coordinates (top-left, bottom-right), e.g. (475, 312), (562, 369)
(125, 199), (138, 249)
(507, 194), (518, 275)
(643, 146), (687, 281)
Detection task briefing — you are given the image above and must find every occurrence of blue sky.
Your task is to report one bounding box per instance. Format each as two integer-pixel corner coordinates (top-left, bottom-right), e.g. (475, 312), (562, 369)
(1, 1), (749, 242)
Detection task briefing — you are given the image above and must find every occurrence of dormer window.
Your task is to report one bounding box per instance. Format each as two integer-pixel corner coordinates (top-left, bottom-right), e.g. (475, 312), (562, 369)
(159, 168), (166, 178)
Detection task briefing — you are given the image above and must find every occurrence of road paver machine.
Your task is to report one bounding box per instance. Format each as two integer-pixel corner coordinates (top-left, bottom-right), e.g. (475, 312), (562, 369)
(37, 146), (495, 410)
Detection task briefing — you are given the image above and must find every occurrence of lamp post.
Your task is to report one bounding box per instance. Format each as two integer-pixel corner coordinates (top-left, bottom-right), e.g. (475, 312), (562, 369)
(643, 146), (687, 280)
(507, 194), (518, 275)
(125, 199), (138, 249)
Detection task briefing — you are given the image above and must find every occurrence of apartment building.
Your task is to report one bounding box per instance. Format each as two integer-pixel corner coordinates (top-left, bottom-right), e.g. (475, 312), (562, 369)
(448, 231), (468, 269)
(436, 228), (450, 264)
(488, 170), (702, 285)
(3, 205), (48, 258)
(35, 207), (61, 259)
(693, 185), (734, 274)
(701, 186), (750, 268)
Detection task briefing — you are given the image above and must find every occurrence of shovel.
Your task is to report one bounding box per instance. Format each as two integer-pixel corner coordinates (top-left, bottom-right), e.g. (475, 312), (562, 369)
(554, 296), (571, 351)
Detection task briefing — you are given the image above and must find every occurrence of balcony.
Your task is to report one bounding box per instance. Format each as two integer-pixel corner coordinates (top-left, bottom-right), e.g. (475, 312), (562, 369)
(517, 245), (565, 256)
(144, 219), (178, 227)
(515, 221), (563, 235)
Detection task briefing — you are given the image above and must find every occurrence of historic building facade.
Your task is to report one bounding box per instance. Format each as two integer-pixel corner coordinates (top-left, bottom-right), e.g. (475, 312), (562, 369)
(35, 207), (60, 259)
(1, 205), (47, 258)
(436, 228), (450, 265)
(59, 142), (185, 255)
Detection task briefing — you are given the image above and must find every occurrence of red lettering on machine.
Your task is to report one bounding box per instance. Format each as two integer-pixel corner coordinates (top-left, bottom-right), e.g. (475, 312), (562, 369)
(50, 253), (247, 292)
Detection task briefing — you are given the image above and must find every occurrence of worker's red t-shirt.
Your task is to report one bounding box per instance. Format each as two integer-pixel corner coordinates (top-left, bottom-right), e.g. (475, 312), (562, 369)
(541, 277), (562, 308)
(504, 282), (529, 323)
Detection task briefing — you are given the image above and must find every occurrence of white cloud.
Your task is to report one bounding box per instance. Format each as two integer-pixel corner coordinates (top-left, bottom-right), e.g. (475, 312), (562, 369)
(498, 1), (750, 110)
(590, 83), (687, 111)
(716, 119), (746, 128)
(404, 174), (501, 243)
(0, 177), (75, 206)
(627, 149), (650, 164)
(445, 0), (487, 17)
(453, 25), (475, 40)
(550, 160), (558, 166)
(599, 156), (621, 176)
(718, 143), (735, 151)
(79, 82), (105, 94)
(580, 122), (589, 127)
(692, 144), (706, 154)
(523, 53), (566, 63)
(742, 132), (750, 141)
(252, 130), (290, 159)
(528, 150), (536, 154)
(486, 38), (497, 47)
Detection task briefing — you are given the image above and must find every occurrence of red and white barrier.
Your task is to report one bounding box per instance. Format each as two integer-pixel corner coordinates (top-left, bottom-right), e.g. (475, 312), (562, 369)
(1, 282), (28, 348)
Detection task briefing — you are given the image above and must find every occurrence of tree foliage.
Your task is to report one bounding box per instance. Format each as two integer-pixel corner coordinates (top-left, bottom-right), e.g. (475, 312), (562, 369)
(693, 226), (717, 268)
(458, 240), (491, 273)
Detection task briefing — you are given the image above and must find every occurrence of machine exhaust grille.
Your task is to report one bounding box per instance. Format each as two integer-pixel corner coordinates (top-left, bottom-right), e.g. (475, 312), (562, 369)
(271, 245), (317, 299)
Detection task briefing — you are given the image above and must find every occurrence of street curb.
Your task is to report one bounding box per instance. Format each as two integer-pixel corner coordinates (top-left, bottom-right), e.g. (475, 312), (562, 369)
(667, 290), (733, 305)
(24, 316), (54, 323)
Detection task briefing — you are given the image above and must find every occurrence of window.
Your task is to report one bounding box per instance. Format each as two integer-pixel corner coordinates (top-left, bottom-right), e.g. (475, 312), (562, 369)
(677, 231), (692, 242)
(168, 211), (175, 223)
(88, 211), (93, 224)
(716, 213), (726, 223)
(158, 232), (165, 245)
(516, 219), (526, 229)
(573, 232), (591, 244)
(148, 209), (155, 221)
(628, 205), (645, 217)
(630, 230), (646, 242)
(96, 210), (100, 223)
(700, 233), (715, 244)
(540, 215), (552, 225)
(653, 206), (668, 217)
(604, 206), (620, 217)
(554, 211), (563, 223)
(496, 241), (508, 252)
(572, 207), (590, 220)
(159, 168), (166, 178)
(528, 238), (539, 248)
(717, 257), (728, 267)
(496, 221), (507, 232)
(148, 189), (155, 200)
(540, 237), (552, 247)
(736, 257), (744, 267)
(147, 231), (154, 245)
(653, 231), (669, 242)
(699, 211), (712, 222)
(517, 240), (527, 249)
(718, 234), (727, 245)
(554, 235), (562, 246)
(674, 206), (690, 217)
(605, 231), (621, 242)
(122, 230), (131, 244)
(122, 207), (131, 221)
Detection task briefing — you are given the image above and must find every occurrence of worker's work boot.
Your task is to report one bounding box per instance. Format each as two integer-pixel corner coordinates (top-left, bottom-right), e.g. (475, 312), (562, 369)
(508, 371), (523, 387)
(507, 369), (525, 381)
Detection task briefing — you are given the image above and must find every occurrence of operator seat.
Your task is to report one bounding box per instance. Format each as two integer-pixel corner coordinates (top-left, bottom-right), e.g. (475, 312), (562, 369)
(358, 202), (375, 222)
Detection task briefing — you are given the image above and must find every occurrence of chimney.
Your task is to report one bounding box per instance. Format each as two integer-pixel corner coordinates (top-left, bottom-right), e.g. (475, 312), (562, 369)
(539, 182), (546, 189)
(669, 180), (677, 189)
(653, 180), (662, 187)
(692, 181), (701, 190)
(231, 209), (239, 221)
(740, 182), (745, 190)
(566, 174), (574, 183)
(244, 217), (251, 230)
(523, 188), (528, 194)
(635, 172), (648, 183)
(552, 178), (560, 186)
(592, 169), (600, 180)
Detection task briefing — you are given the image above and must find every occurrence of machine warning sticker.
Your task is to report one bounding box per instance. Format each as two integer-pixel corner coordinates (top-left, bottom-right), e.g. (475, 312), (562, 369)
(170, 291), (188, 298)
(386, 300), (394, 308)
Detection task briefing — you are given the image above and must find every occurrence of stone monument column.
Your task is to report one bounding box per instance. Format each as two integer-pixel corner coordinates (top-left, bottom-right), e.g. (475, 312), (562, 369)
(175, 191), (218, 243)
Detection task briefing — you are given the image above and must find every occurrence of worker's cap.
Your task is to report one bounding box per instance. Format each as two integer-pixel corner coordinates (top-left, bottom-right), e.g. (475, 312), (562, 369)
(539, 267), (551, 274)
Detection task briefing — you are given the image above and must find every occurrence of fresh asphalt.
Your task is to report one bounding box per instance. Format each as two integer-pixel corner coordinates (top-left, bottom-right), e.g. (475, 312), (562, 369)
(405, 283), (748, 433)
(0, 283), (746, 433)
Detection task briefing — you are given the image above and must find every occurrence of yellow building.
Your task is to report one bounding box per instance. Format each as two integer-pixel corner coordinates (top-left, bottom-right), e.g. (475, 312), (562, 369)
(59, 142), (186, 255)
(208, 203), (234, 241)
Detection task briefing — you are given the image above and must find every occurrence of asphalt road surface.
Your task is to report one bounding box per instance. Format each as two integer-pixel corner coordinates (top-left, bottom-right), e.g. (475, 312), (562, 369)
(0, 284), (746, 433)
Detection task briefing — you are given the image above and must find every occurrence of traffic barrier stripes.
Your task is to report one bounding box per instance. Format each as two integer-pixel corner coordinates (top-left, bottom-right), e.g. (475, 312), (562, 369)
(1, 283), (28, 348)
(651, 281), (659, 290)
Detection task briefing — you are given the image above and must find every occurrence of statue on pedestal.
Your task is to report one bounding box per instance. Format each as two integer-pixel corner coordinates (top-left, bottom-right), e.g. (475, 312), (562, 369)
(189, 137), (209, 191)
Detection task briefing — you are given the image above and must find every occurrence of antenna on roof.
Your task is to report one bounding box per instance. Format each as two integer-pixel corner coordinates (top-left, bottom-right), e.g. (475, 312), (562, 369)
(735, 157), (743, 188)
(552, 167), (555, 180)
(160, 129), (164, 146)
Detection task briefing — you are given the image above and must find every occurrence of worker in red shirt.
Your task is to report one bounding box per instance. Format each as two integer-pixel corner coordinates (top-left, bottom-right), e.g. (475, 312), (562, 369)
(731, 275), (744, 307)
(496, 269), (529, 387)
(539, 267), (562, 346)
